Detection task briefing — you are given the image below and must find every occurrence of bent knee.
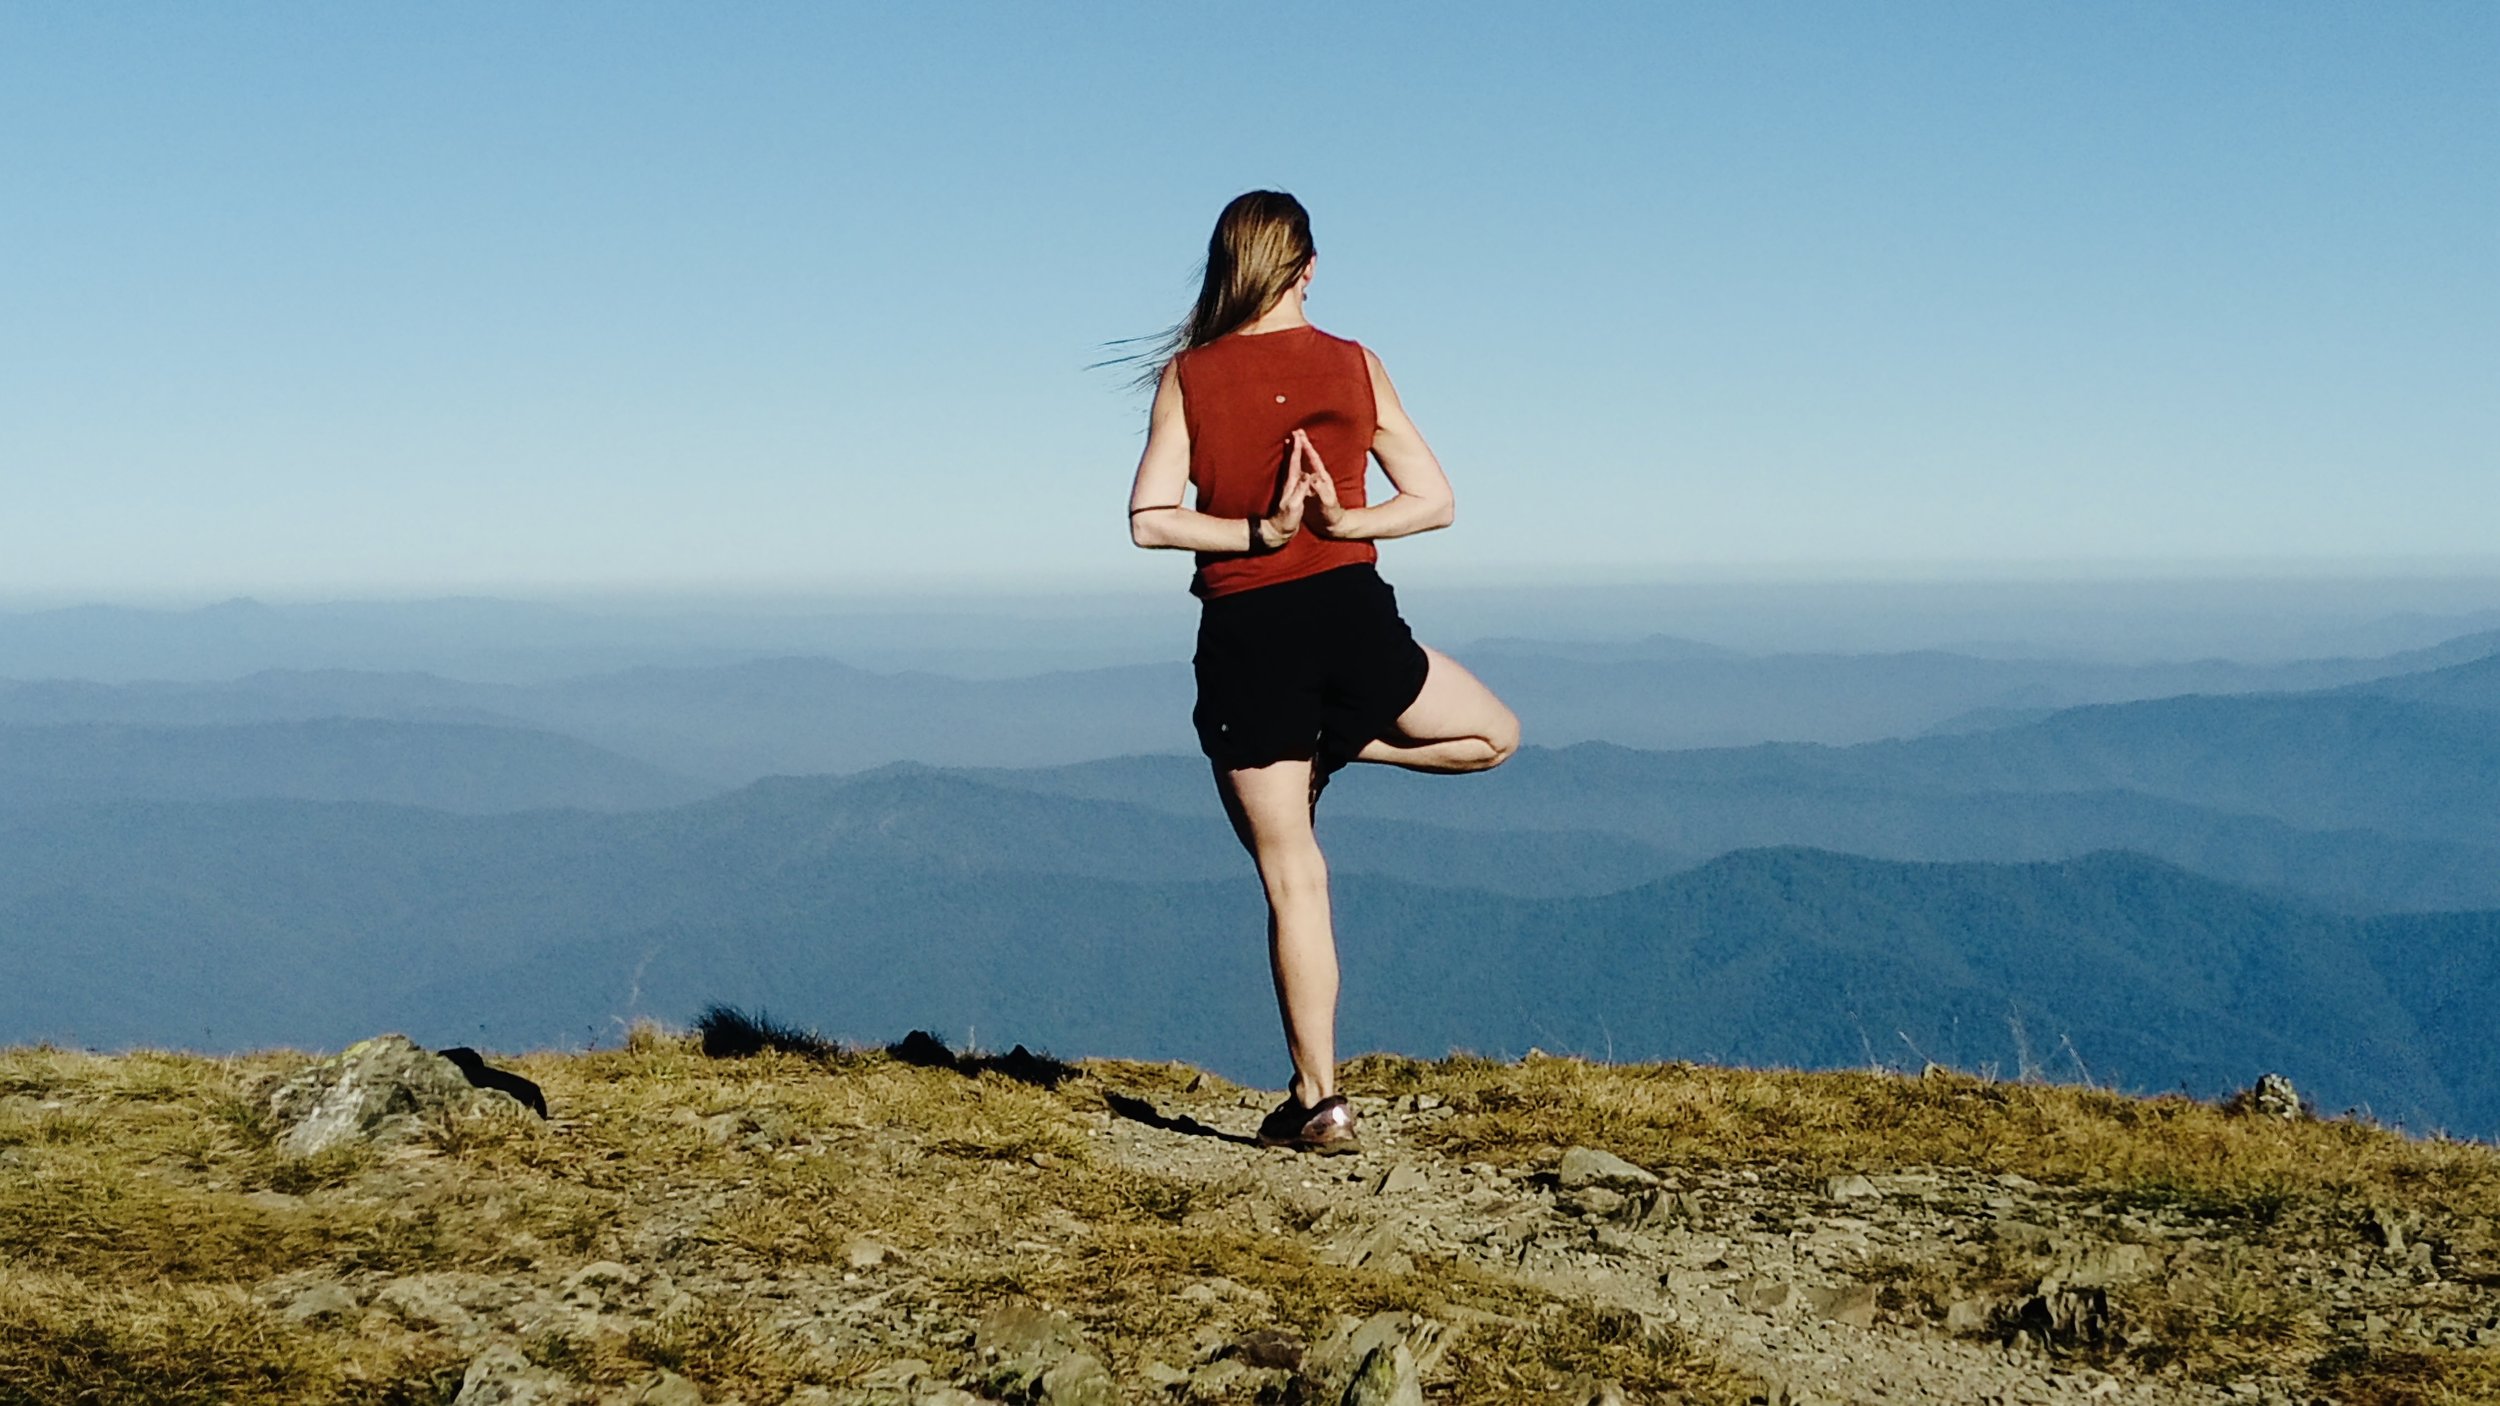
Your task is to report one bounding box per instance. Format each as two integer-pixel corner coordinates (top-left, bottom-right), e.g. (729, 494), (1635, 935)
(1468, 709), (1521, 771)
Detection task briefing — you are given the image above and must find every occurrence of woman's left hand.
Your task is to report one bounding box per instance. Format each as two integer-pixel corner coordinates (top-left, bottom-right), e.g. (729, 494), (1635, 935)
(1292, 429), (1348, 536)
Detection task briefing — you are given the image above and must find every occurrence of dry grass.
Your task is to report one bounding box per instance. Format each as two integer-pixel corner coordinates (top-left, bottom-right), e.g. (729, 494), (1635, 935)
(6, 1037), (2496, 1402)
(2307, 1344), (2500, 1406)
(1373, 1053), (2500, 1226)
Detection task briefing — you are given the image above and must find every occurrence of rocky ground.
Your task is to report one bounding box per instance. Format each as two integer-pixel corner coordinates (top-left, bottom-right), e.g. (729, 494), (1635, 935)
(1085, 1082), (2499, 1405)
(6, 1033), (2498, 1405)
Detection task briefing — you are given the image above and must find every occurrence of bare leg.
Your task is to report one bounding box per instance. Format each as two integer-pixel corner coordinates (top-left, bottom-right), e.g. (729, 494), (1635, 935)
(1353, 645), (1520, 774)
(1214, 757), (1339, 1107)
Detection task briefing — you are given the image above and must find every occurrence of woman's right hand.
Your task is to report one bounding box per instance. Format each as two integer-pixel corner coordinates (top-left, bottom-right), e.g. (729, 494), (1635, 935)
(1261, 446), (1311, 548)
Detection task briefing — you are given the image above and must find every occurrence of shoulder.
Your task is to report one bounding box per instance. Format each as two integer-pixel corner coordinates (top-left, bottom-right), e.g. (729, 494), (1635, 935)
(1308, 325), (1365, 358)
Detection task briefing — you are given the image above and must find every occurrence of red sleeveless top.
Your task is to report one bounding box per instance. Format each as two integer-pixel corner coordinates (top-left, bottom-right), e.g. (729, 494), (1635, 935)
(1173, 323), (1378, 599)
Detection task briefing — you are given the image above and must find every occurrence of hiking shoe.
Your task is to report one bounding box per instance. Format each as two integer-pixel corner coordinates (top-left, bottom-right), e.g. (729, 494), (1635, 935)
(1255, 1091), (1361, 1153)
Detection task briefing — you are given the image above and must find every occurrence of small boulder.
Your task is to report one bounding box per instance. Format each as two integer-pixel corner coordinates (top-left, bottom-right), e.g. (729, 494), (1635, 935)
(280, 1281), (360, 1323)
(449, 1342), (577, 1406)
(1942, 1296), (1995, 1334)
(377, 1275), (476, 1333)
(1371, 1162), (1428, 1196)
(1803, 1282), (1878, 1329)
(1342, 1342), (1423, 1406)
(1301, 1312), (1448, 1402)
(846, 1237), (899, 1269)
(2014, 1286), (2117, 1348)
(975, 1303), (1107, 1404)
(2224, 1072), (2305, 1121)
(1037, 1354), (1116, 1406)
(262, 1034), (532, 1159)
(1556, 1147), (1658, 1190)
(1738, 1278), (1805, 1315)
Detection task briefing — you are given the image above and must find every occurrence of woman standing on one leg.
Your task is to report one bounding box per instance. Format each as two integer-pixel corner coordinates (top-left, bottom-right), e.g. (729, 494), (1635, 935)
(1125, 191), (1520, 1153)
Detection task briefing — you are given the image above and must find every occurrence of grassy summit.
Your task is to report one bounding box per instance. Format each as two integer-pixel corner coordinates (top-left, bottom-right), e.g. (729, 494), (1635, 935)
(2, 1031), (2496, 1405)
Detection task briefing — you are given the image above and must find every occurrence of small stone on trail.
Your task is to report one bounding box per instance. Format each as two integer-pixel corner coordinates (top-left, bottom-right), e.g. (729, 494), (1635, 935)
(1372, 1161), (1427, 1196)
(1564, 1185), (1626, 1218)
(1804, 1282), (1878, 1329)
(1823, 1173), (1879, 1200)
(845, 1237), (899, 1269)
(628, 1370), (704, 1406)
(1737, 1277), (1806, 1314)
(1557, 1146), (1658, 1190)
(449, 1342), (573, 1406)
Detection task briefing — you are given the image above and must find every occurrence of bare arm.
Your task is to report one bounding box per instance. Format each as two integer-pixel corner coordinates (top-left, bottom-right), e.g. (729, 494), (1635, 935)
(1128, 360), (1309, 552)
(1304, 347), (1455, 542)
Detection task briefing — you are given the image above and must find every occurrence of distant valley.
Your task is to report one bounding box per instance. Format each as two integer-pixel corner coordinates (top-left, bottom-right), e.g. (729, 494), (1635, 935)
(5, 608), (2499, 1146)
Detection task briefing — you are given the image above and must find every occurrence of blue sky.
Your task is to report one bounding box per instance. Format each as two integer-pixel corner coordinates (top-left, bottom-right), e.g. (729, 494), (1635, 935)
(2, 3), (2492, 599)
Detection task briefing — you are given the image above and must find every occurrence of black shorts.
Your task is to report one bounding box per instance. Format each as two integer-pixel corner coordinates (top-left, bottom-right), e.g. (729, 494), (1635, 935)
(1192, 564), (1432, 773)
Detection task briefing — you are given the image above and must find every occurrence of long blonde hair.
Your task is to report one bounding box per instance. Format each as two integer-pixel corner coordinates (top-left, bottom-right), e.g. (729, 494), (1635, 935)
(1114, 190), (1315, 391)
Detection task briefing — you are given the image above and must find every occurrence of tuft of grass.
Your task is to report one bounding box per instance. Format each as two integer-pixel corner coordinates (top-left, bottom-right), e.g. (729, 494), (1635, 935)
(691, 1004), (846, 1062)
(2310, 1344), (2500, 1406)
(0, 1270), (464, 1406)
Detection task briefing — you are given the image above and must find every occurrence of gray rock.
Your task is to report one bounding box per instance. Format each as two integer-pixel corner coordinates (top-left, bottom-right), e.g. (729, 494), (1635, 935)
(450, 1342), (577, 1406)
(628, 1371), (703, 1406)
(1943, 1296), (1995, 1334)
(1823, 1174), (1879, 1201)
(846, 1237), (899, 1269)
(1303, 1312), (1447, 1401)
(1372, 1162), (1428, 1196)
(855, 1359), (934, 1390)
(378, 1275), (477, 1333)
(262, 1034), (529, 1159)
(562, 1261), (636, 1295)
(2015, 1286), (2116, 1348)
(2052, 1241), (2159, 1288)
(1737, 1277), (1805, 1314)
(2230, 1072), (2304, 1120)
(1037, 1353), (1116, 1406)
(2362, 1205), (2416, 1254)
(1804, 1282), (1878, 1329)
(1340, 1342), (1422, 1406)
(1562, 1185), (1626, 1219)
(280, 1281), (360, 1323)
(1188, 1360), (1288, 1397)
(975, 1303), (1107, 1404)
(1319, 1217), (1411, 1272)
(1557, 1146), (1658, 1190)
(1589, 1225), (1643, 1257)
(975, 1303), (1084, 1362)
(1234, 1329), (1303, 1371)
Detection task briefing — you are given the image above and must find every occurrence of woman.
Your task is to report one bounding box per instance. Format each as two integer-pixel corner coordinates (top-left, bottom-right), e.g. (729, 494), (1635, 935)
(1125, 191), (1520, 1153)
